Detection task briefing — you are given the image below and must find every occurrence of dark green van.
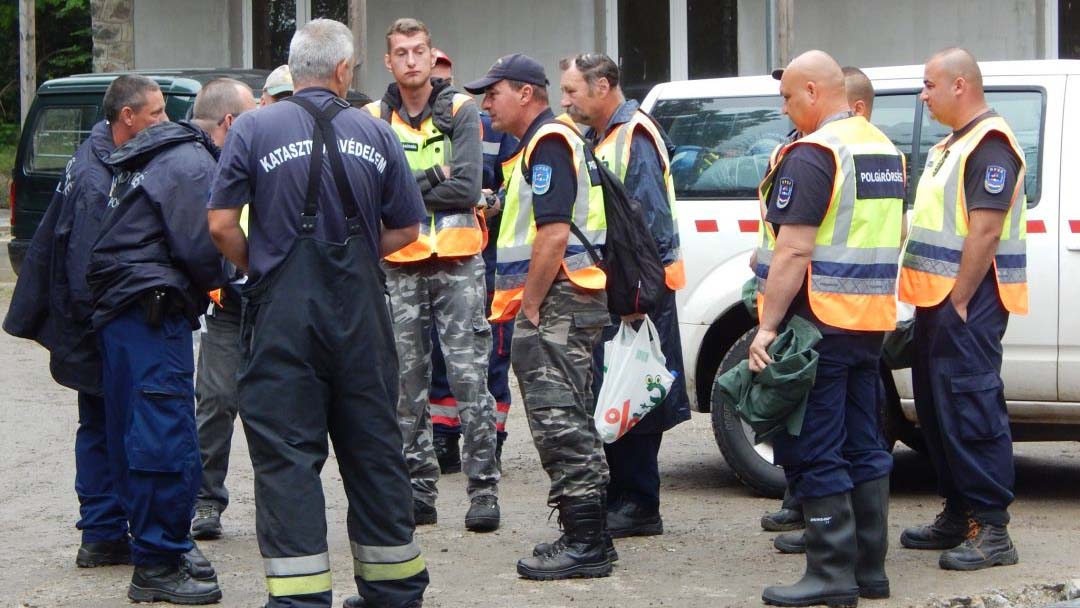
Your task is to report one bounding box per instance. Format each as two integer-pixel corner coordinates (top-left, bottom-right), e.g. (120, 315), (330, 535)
(8, 69), (269, 274)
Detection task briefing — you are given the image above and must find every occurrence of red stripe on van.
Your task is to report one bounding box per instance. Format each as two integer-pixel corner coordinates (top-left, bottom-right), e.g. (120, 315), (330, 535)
(1070, 220), (1080, 234)
(738, 219), (760, 233)
(1026, 220), (1045, 234)
(695, 219), (718, 232)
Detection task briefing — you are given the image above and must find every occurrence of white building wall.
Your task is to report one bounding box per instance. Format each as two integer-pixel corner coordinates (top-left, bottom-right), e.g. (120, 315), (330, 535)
(737, 0), (768, 76)
(362, 0), (603, 99)
(133, 0), (231, 69)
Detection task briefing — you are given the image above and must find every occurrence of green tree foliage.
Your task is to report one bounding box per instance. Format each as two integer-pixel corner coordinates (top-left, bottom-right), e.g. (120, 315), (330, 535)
(1, 0), (92, 125)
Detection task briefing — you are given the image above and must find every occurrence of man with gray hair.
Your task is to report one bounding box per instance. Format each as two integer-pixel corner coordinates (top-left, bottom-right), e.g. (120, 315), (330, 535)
(188, 78), (257, 541)
(209, 18), (429, 608)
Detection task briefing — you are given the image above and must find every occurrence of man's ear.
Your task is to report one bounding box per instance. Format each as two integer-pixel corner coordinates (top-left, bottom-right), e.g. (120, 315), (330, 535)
(120, 106), (134, 127)
(806, 81), (818, 103)
(384, 53), (392, 73)
(596, 77), (610, 97)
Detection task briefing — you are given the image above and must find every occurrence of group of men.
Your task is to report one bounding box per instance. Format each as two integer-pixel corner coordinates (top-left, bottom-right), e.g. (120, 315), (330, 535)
(750, 47), (1026, 607)
(3, 9), (1027, 608)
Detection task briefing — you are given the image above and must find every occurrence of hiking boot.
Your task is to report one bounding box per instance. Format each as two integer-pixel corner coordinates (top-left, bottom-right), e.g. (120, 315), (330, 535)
(465, 495), (500, 532)
(899, 505), (969, 550)
(533, 491), (619, 562)
(517, 496), (612, 580)
(76, 536), (132, 567)
(607, 501), (663, 539)
(182, 541), (217, 582)
(413, 500), (437, 526)
(938, 519), (1019, 571)
(761, 492), (859, 608)
(191, 503), (223, 540)
(434, 434), (461, 475)
(128, 564), (222, 605)
(852, 478), (890, 599)
(773, 531), (806, 554)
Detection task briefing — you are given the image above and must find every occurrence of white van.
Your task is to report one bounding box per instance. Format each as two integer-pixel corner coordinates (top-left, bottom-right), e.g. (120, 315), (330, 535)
(641, 60), (1080, 498)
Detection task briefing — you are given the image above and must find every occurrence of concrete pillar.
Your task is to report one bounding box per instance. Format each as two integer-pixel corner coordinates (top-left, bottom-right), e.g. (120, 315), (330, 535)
(349, 0), (367, 90)
(19, 0), (34, 125)
(91, 0), (134, 72)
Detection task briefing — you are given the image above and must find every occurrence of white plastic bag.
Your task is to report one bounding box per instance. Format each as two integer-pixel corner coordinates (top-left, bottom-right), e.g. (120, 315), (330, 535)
(593, 316), (675, 443)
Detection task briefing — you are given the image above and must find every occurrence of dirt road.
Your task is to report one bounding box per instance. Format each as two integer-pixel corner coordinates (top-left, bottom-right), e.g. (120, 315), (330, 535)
(1, 288), (1078, 608)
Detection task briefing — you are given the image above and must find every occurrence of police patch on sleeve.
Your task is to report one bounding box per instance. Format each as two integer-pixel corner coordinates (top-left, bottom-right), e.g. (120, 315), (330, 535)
(532, 164), (553, 195)
(984, 165), (1007, 195)
(776, 177), (794, 209)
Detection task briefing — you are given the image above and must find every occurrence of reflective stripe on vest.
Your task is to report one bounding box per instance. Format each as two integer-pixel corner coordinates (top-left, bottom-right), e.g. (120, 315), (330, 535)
(898, 116), (1028, 314)
(489, 120), (607, 322)
(755, 115), (904, 332)
(595, 109), (685, 290)
(367, 96), (485, 262)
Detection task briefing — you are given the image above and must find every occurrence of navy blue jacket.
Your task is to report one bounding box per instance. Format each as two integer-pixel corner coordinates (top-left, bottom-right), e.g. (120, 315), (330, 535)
(3, 120), (116, 395)
(88, 121), (226, 329)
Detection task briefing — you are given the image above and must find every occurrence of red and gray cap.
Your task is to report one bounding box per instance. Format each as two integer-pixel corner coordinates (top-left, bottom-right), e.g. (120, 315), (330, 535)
(464, 53), (548, 94)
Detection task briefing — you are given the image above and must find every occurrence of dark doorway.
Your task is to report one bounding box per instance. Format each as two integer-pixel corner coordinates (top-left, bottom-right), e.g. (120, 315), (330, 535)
(619, 0), (671, 102)
(688, 0), (738, 79)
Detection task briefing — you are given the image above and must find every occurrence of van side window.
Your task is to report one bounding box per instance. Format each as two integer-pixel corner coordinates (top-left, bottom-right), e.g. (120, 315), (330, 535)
(917, 90), (1044, 207)
(651, 96), (791, 199)
(25, 105), (98, 175)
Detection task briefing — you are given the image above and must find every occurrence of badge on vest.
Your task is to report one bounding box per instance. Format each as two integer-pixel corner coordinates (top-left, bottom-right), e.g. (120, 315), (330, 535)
(532, 164), (553, 195)
(853, 154), (905, 199)
(984, 165), (1007, 195)
(402, 142), (419, 152)
(776, 177), (794, 209)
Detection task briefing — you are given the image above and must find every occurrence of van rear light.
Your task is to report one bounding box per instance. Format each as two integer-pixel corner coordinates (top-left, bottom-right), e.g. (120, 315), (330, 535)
(8, 180), (13, 227)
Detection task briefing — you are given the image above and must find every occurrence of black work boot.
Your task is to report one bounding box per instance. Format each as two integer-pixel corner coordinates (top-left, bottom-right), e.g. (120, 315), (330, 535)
(762, 490), (804, 532)
(899, 503), (969, 550)
(533, 492), (619, 562)
(495, 433), (506, 467)
(343, 597), (421, 608)
(434, 434), (461, 475)
(182, 540), (217, 582)
(128, 563), (223, 604)
(76, 536), (132, 567)
(191, 503), (223, 540)
(413, 499), (437, 526)
(761, 493), (859, 608)
(517, 496), (613, 580)
(938, 518), (1019, 571)
(773, 531), (806, 554)
(852, 477), (889, 599)
(465, 494), (501, 532)
(607, 501), (663, 538)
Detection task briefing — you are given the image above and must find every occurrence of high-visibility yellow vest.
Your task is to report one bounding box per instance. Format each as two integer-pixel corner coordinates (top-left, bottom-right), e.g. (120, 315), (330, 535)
(208, 205), (250, 307)
(755, 115), (905, 332)
(489, 119), (608, 322)
(365, 95), (485, 262)
(898, 115), (1028, 314)
(594, 109), (685, 290)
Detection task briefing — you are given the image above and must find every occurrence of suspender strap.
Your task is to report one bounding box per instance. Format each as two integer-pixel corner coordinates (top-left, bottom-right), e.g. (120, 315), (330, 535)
(285, 96), (368, 236)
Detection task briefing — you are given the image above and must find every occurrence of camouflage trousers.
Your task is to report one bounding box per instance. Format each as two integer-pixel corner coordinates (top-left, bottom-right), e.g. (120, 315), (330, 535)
(384, 254), (499, 505)
(511, 280), (611, 505)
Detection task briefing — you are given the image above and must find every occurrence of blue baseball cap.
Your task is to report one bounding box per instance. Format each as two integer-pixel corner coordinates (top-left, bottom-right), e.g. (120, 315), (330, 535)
(464, 53), (549, 94)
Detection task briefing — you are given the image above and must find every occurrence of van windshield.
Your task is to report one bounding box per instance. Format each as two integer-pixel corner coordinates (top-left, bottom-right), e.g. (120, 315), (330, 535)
(651, 95), (792, 199)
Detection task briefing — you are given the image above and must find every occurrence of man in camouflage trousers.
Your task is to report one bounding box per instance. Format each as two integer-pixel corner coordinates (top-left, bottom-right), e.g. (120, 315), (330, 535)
(370, 18), (500, 532)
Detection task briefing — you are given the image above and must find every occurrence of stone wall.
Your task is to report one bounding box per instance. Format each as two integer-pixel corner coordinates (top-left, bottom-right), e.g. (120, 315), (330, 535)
(90, 0), (133, 73)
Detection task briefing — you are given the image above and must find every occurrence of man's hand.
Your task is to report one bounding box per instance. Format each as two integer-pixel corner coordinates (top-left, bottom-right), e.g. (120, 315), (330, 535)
(621, 313), (645, 323)
(523, 305), (541, 327)
(748, 327), (778, 372)
(950, 207), (1006, 325)
(949, 295), (968, 322)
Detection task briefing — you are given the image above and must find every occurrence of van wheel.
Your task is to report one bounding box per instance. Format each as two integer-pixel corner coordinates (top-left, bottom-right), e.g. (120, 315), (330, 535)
(710, 327), (787, 499)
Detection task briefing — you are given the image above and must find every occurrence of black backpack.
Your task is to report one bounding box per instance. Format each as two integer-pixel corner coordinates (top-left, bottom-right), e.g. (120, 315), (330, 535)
(526, 130), (666, 316)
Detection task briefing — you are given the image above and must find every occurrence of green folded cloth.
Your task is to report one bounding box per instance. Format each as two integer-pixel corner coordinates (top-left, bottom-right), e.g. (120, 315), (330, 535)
(742, 276), (758, 318)
(881, 317), (915, 370)
(713, 315), (822, 444)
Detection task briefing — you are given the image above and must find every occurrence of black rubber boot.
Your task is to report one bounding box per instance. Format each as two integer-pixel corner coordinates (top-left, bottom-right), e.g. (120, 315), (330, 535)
(762, 490), (804, 532)
(517, 496), (612, 580)
(76, 536), (132, 567)
(413, 499), (437, 526)
(899, 503), (969, 550)
(938, 519), (1019, 571)
(434, 434), (461, 475)
(182, 540), (217, 582)
(128, 563), (223, 605)
(852, 478), (889, 599)
(774, 531), (806, 554)
(607, 501), (663, 538)
(342, 596), (422, 608)
(761, 493), (859, 608)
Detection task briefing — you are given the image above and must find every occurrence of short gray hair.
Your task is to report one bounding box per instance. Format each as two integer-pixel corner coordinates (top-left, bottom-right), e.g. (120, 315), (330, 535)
(102, 75), (161, 122)
(193, 78), (252, 122)
(288, 18), (355, 85)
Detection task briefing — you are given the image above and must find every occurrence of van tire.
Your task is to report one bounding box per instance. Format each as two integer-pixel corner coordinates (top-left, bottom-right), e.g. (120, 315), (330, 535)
(710, 327), (787, 499)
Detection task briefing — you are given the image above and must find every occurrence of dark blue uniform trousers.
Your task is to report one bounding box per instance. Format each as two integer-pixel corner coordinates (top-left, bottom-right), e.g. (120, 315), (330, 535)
(75, 391), (128, 542)
(912, 275), (1013, 524)
(774, 333), (893, 500)
(98, 306), (199, 566)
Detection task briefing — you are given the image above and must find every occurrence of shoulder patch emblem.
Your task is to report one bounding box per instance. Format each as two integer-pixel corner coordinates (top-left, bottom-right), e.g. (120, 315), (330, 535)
(984, 165), (1007, 194)
(532, 164), (553, 195)
(776, 177), (794, 209)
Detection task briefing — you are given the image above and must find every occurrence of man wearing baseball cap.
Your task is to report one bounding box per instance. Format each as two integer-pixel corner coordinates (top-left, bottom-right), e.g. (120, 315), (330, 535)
(465, 54), (615, 581)
(259, 64), (293, 106)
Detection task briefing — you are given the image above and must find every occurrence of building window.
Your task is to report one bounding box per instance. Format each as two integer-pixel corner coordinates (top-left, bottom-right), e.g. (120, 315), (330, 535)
(687, 0), (737, 79)
(619, 0), (670, 101)
(252, 0), (348, 69)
